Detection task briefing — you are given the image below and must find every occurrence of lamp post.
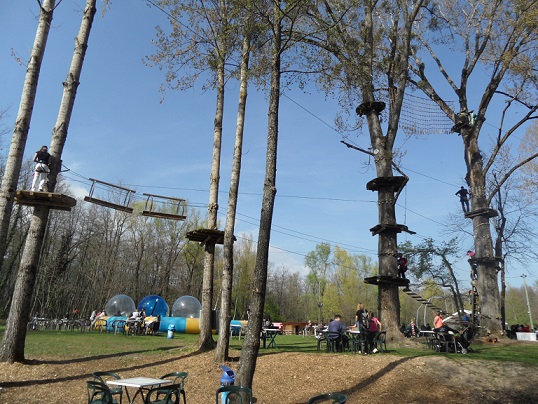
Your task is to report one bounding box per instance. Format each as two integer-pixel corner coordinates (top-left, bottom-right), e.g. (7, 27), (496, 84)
(416, 303), (424, 328)
(521, 274), (534, 330)
(317, 279), (323, 325)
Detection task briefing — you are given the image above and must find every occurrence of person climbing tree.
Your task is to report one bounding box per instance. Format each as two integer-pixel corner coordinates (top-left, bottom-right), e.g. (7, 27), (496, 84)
(455, 186), (470, 213)
(397, 253), (408, 279)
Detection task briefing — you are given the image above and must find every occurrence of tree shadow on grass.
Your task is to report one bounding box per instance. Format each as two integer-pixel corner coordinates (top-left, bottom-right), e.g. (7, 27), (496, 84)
(25, 346), (180, 365)
(0, 347), (207, 389)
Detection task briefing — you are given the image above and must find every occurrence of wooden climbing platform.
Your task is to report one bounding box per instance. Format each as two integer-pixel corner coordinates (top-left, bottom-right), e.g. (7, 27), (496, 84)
(364, 275), (410, 287)
(15, 190), (77, 211)
(186, 228), (236, 245)
(465, 208), (498, 219)
(141, 193), (186, 221)
(84, 178), (135, 213)
(369, 224), (416, 236)
(366, 176), (407, 191)
(356, 101), (386, 116)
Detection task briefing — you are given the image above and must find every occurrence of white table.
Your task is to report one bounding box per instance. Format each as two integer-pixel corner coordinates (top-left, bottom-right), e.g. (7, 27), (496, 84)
(108, 377), (171, 403)
(231, 324), (244, 340)
(261, 328), (280, 348)
(516, 332), (537, 341)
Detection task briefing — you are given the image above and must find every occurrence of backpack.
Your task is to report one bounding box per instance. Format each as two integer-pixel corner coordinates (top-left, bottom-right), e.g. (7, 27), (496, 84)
(358, 311), (369, 332)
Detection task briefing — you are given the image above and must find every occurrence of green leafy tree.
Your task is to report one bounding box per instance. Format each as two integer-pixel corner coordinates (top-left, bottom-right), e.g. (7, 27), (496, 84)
(410, 0), (538, 333)
(400, 239), (465, 317)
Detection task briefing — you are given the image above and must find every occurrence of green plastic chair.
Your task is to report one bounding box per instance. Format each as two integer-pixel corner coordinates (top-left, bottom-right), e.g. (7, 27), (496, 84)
(92, 371), (123, 403)
(351, 332), (369, 354)
(373, 331), (387, 352)
(144, 383), (184, 404)
(157, 372), (187, 403)
(215, 385), (253, 404)
(86, 380), (118, 404)
(307, 392), (348, 403)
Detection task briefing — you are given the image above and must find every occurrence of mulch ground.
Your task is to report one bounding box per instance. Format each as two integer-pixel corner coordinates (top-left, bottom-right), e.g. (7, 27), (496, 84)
(1, 338), (538, 403)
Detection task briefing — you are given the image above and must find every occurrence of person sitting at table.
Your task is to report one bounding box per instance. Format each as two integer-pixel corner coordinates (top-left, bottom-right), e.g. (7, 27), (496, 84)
(91, 310), (106, 328)
(263, 313), (273, 328)
(435, 322), (471, 350)
(304, 320), (313, 336)
(434, 311), (444, 328)
(153, 314), (161, 334)
(328, 314), (349, 351)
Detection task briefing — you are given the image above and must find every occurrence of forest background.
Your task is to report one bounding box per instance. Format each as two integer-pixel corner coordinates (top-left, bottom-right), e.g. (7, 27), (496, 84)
(0, 0), (537, 330)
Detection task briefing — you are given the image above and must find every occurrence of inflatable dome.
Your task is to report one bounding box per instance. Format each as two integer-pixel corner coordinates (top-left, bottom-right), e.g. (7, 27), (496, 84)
(171, 295), (201, 318)
(105, 294), (136, 317)
(138, 295), (169, 317)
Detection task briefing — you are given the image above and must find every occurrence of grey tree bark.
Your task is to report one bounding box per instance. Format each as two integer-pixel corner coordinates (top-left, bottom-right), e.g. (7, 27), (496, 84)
(197, 46), (224, 352)
(0, 0), (96, 363)
(215, 32), (251, 362)
(236, 0), (282, 388)
(0, 0), (56, 276)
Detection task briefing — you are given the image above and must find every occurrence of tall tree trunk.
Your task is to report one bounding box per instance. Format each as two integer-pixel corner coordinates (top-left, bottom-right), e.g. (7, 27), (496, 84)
(464, 132), (501, 333)
(197, 51), (225, 352)
(236, 2), (281, 388)
(0, 0), (55, 275)
(0, 0), (96, 363)
(215, 32), (251, 362)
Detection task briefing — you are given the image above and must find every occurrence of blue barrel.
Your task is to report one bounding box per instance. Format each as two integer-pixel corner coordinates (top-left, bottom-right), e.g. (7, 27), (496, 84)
(220, 365), (235, 402)
(167, 324), (175, 339)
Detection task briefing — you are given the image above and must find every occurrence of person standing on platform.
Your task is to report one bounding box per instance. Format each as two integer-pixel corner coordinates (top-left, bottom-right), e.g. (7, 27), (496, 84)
(31, 145), (50, 192)
(455, 186), (470, 213)
(397, 253), (409, 279)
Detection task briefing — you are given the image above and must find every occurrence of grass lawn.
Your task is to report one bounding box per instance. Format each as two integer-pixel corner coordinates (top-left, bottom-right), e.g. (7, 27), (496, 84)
(0, 326), (534, 367)
(1, 325), (538, 403)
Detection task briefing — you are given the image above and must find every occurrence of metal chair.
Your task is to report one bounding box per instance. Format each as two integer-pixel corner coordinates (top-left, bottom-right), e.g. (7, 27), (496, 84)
(87, 380), (117, 404)
(92, 372), (123, 403)
(215, 385), (253, 404)
(307, 392), (348, 403)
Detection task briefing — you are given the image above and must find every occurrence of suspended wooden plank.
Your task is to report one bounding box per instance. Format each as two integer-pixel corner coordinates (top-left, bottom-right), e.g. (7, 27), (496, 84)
(84, 178), (135, 213)
(15, 190), (77, 211)
(141, 193), (186, 221)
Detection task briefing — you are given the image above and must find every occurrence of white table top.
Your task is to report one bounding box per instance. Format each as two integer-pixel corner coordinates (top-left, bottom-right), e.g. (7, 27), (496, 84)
(107, 377), (171, 388)
(262, 328), (279, 333)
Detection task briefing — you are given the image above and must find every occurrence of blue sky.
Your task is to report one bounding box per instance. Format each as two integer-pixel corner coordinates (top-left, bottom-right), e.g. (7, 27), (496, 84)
(1, 0), (535, 289)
